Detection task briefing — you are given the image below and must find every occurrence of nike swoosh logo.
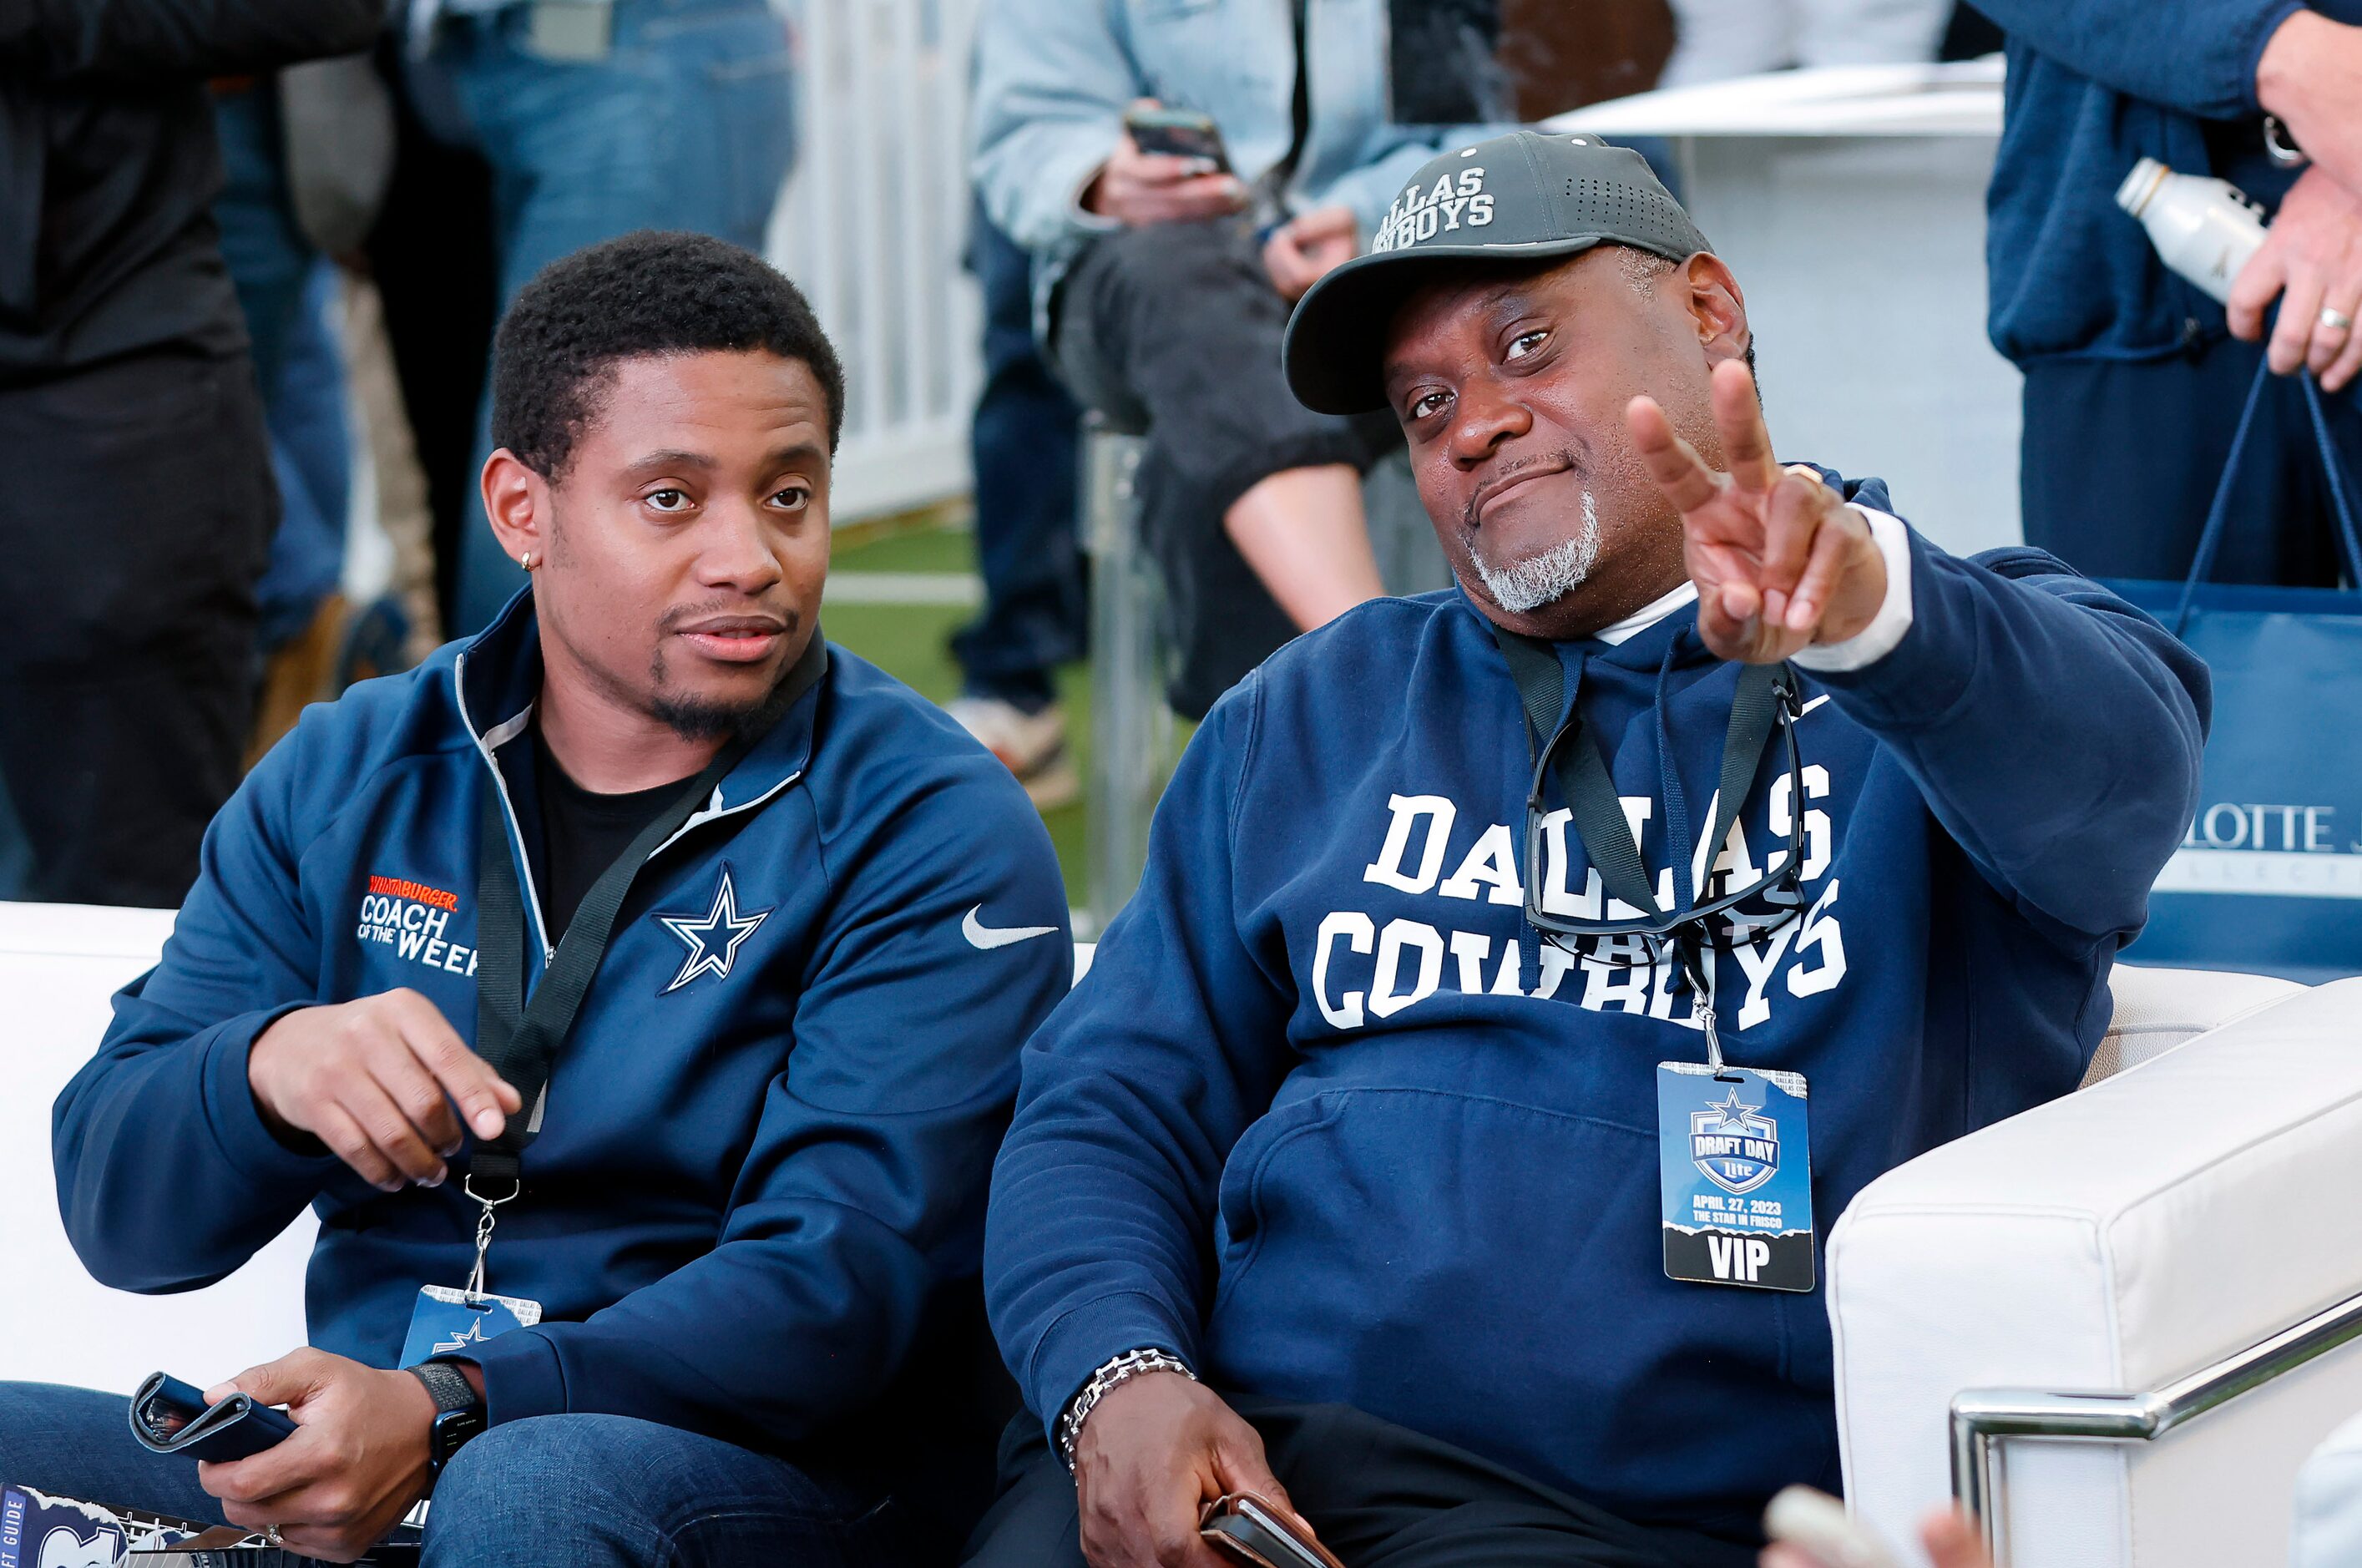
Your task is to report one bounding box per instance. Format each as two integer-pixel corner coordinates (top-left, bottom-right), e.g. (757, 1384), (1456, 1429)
(963, 905), (1057, 950)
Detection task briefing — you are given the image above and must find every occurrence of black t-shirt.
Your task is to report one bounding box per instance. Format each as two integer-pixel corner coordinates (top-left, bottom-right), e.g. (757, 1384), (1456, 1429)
(531, 729), (684, 943)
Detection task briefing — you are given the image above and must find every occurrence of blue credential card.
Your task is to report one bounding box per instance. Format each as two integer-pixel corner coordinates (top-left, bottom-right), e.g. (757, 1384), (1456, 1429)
(1656, 1062), (1815, 1292)
(398, 1286), (543, 1368)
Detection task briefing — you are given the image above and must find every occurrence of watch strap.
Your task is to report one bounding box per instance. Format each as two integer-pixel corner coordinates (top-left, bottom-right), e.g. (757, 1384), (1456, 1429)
(409, 1359), (481, 1417)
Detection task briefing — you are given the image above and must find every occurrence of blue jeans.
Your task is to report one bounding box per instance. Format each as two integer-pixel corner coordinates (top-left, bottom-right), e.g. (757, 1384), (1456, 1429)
(403, 0), (799, 635)
(213, 86), (354, 654)
(0, 1383), (913, 1566)
(949, 204), (1084, 712)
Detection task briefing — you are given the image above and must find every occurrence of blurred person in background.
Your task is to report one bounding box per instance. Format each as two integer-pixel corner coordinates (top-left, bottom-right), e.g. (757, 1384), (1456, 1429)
(945, 205), (1087, 809)
(397, 0), (801, 638)
(1977, 2), (2362, 585)
(971, 0), (1520, 720)
(0, 0), (384, 909)
(1656, 0), (1951, 89)
(214, 53), (400, 758)
(365, 37), (503, 640)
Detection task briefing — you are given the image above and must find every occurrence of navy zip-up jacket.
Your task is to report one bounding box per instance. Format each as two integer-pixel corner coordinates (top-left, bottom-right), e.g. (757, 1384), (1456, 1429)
(1980, 0), (2362, 364)
(985, 480), (2207, 1536)
(53, 592), (1072, 1449)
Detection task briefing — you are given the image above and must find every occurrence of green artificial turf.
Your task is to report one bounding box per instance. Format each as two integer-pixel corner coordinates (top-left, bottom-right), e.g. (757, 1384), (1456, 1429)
(825, 520), (1094, 908)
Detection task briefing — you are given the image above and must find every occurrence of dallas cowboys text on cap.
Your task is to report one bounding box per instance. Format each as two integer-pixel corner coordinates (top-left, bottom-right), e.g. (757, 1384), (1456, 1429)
(1282, 130), (1712, 415)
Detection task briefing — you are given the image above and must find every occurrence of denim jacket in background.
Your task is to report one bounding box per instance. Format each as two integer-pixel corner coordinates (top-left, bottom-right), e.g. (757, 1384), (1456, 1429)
(969, 0), (1520, 338)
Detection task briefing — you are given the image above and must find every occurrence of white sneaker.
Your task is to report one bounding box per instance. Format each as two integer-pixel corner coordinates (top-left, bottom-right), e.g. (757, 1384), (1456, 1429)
(946, 696), (1081, 811)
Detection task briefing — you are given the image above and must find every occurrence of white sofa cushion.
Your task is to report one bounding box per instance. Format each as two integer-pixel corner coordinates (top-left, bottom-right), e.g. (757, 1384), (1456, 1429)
(1833, 979), (2362, 1568)
(0, 903), (313, 1397)
(2081, 964), (2304, 1086)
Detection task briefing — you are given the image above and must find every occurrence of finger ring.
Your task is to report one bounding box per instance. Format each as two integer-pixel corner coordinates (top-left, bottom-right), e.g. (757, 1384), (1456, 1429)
(264, 1525), (284, 1547)
(2322, 306), (2354, 333)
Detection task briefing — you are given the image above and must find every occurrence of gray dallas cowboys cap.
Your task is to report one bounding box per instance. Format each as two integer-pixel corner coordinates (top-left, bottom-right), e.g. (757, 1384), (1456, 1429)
(1282, 130), (1711, 416)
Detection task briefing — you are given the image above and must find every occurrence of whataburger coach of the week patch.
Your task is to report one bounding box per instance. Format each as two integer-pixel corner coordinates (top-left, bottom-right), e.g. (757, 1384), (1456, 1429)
(1656, 1063), (1815, 1292)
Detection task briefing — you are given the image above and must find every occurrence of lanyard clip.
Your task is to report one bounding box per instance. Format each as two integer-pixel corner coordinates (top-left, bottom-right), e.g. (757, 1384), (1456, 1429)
(461, 1174), (520, 1302)
(1669, 937), (1728, 1079)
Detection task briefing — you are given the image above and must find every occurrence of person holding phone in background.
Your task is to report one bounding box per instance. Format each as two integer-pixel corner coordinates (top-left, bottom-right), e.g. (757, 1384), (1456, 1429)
(968, 0), (1521, 719)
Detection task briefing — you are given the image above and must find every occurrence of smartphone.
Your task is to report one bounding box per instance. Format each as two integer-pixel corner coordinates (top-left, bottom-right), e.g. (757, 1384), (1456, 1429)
(1761, 1486), (1904, 1568)
(1123, 105), (1232, 172)
(1200, 1493), (1344, 1568)
(129, 1371), (298, 1462)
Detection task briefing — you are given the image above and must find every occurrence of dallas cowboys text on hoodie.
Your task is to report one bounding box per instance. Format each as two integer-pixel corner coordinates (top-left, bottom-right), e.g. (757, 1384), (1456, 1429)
(984, 477), (2208, 1539)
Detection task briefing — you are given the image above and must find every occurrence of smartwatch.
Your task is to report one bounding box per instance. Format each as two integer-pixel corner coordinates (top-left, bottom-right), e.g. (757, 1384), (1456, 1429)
(408, 1360), (487, 1475)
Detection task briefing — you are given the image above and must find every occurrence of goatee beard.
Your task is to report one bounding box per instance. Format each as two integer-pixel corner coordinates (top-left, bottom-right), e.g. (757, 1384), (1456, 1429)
(1472, 489), (1603, 614)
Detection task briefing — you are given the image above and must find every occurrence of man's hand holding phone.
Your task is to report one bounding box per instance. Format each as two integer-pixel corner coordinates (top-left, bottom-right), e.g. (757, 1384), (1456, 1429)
(199, 1348), (438, 1563)
(247, 989), (523, 1193)
(1085, 100), (1248, 227)
(1072, 1370), (1326, 1568)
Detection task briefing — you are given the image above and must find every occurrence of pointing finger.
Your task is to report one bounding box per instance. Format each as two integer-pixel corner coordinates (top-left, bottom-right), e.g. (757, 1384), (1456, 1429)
(1627, 396), (1726, 515)
(1711, 359), (1778, 495)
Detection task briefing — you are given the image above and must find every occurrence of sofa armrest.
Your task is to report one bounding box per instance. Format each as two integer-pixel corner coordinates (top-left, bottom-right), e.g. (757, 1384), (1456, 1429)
(1831, 980), (2362, 1568)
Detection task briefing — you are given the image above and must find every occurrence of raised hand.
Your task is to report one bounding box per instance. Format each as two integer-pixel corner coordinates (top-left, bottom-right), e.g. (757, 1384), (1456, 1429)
(1626, 359), (1886, 665)
(247, 989), (523, 1192)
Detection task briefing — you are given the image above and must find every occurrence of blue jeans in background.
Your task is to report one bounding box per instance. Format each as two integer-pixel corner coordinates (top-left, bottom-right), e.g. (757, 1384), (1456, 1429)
(948, 205), (1085, 713)
(0, 1382), (916, 1566)
(402, 0), (799, 635)
(213, 85), (353, 655)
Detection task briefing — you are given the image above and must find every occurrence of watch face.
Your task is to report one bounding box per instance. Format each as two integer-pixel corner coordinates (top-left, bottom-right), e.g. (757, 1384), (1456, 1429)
(432, 1408), (487, 1468)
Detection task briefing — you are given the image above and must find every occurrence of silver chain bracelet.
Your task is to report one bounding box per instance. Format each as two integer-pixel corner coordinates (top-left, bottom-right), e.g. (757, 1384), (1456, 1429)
(1056, 1347), (1197, 1470)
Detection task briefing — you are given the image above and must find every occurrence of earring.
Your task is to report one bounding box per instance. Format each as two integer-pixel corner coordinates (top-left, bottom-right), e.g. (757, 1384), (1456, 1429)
(519, 552), (535, 570)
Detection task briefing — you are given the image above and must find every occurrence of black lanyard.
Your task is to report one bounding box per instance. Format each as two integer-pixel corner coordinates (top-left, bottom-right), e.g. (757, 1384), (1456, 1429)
(1487, 621), (1799, 984)
(468, 640), (825, 1194)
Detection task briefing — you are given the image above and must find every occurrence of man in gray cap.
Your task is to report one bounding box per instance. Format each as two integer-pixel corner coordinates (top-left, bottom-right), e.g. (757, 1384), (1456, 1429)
(965, 132), (2204, 1567)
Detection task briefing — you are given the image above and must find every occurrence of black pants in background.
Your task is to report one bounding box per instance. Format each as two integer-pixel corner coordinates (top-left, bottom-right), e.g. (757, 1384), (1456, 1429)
(2019, 333), (2362, 586)
(0, 351), (276, 906)
(961, 1401), (1758, 1568)
(1052, 218), (1397, 719)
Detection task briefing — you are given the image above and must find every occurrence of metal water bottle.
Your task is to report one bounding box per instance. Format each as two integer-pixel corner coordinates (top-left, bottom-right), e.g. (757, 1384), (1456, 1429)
(2117, 156), (2269, 305)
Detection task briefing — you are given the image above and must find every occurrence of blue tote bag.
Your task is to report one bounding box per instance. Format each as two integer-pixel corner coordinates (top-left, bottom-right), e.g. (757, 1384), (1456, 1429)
(2111, 366), (2362, 983)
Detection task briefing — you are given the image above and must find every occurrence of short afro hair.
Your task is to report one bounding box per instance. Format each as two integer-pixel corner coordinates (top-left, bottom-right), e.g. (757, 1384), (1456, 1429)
(490, 230), (845, 482)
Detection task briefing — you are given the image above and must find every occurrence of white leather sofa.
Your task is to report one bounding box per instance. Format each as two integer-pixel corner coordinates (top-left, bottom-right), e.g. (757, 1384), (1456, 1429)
(1831, 969), (2362, 1568)
(7, 903), (2357, 1565)
(0, 901), (312, 1396)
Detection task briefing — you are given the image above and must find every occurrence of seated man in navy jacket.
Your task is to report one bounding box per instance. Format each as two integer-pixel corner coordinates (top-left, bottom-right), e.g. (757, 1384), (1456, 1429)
(965, 134), (2206, 1567)
(5, 232), (1071, 1565)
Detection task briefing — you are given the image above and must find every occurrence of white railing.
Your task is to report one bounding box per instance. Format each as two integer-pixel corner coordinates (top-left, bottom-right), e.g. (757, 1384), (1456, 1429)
(771, 0), (984, 522)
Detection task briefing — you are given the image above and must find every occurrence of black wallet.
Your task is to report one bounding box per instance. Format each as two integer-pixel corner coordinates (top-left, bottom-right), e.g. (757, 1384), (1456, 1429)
(129, 1372), (298, 1462)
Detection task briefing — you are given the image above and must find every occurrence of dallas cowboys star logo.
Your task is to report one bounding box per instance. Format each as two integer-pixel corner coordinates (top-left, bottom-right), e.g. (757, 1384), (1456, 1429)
(658, 867), (771, 994)
(1707, 1087), (1755, 1132)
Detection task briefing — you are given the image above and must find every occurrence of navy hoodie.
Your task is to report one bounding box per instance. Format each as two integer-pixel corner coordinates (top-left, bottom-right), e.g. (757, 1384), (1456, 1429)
(1977, 0), (2362, 364)
(53, 592), (1072, 1450)
(985, 480), (2207, 1536)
